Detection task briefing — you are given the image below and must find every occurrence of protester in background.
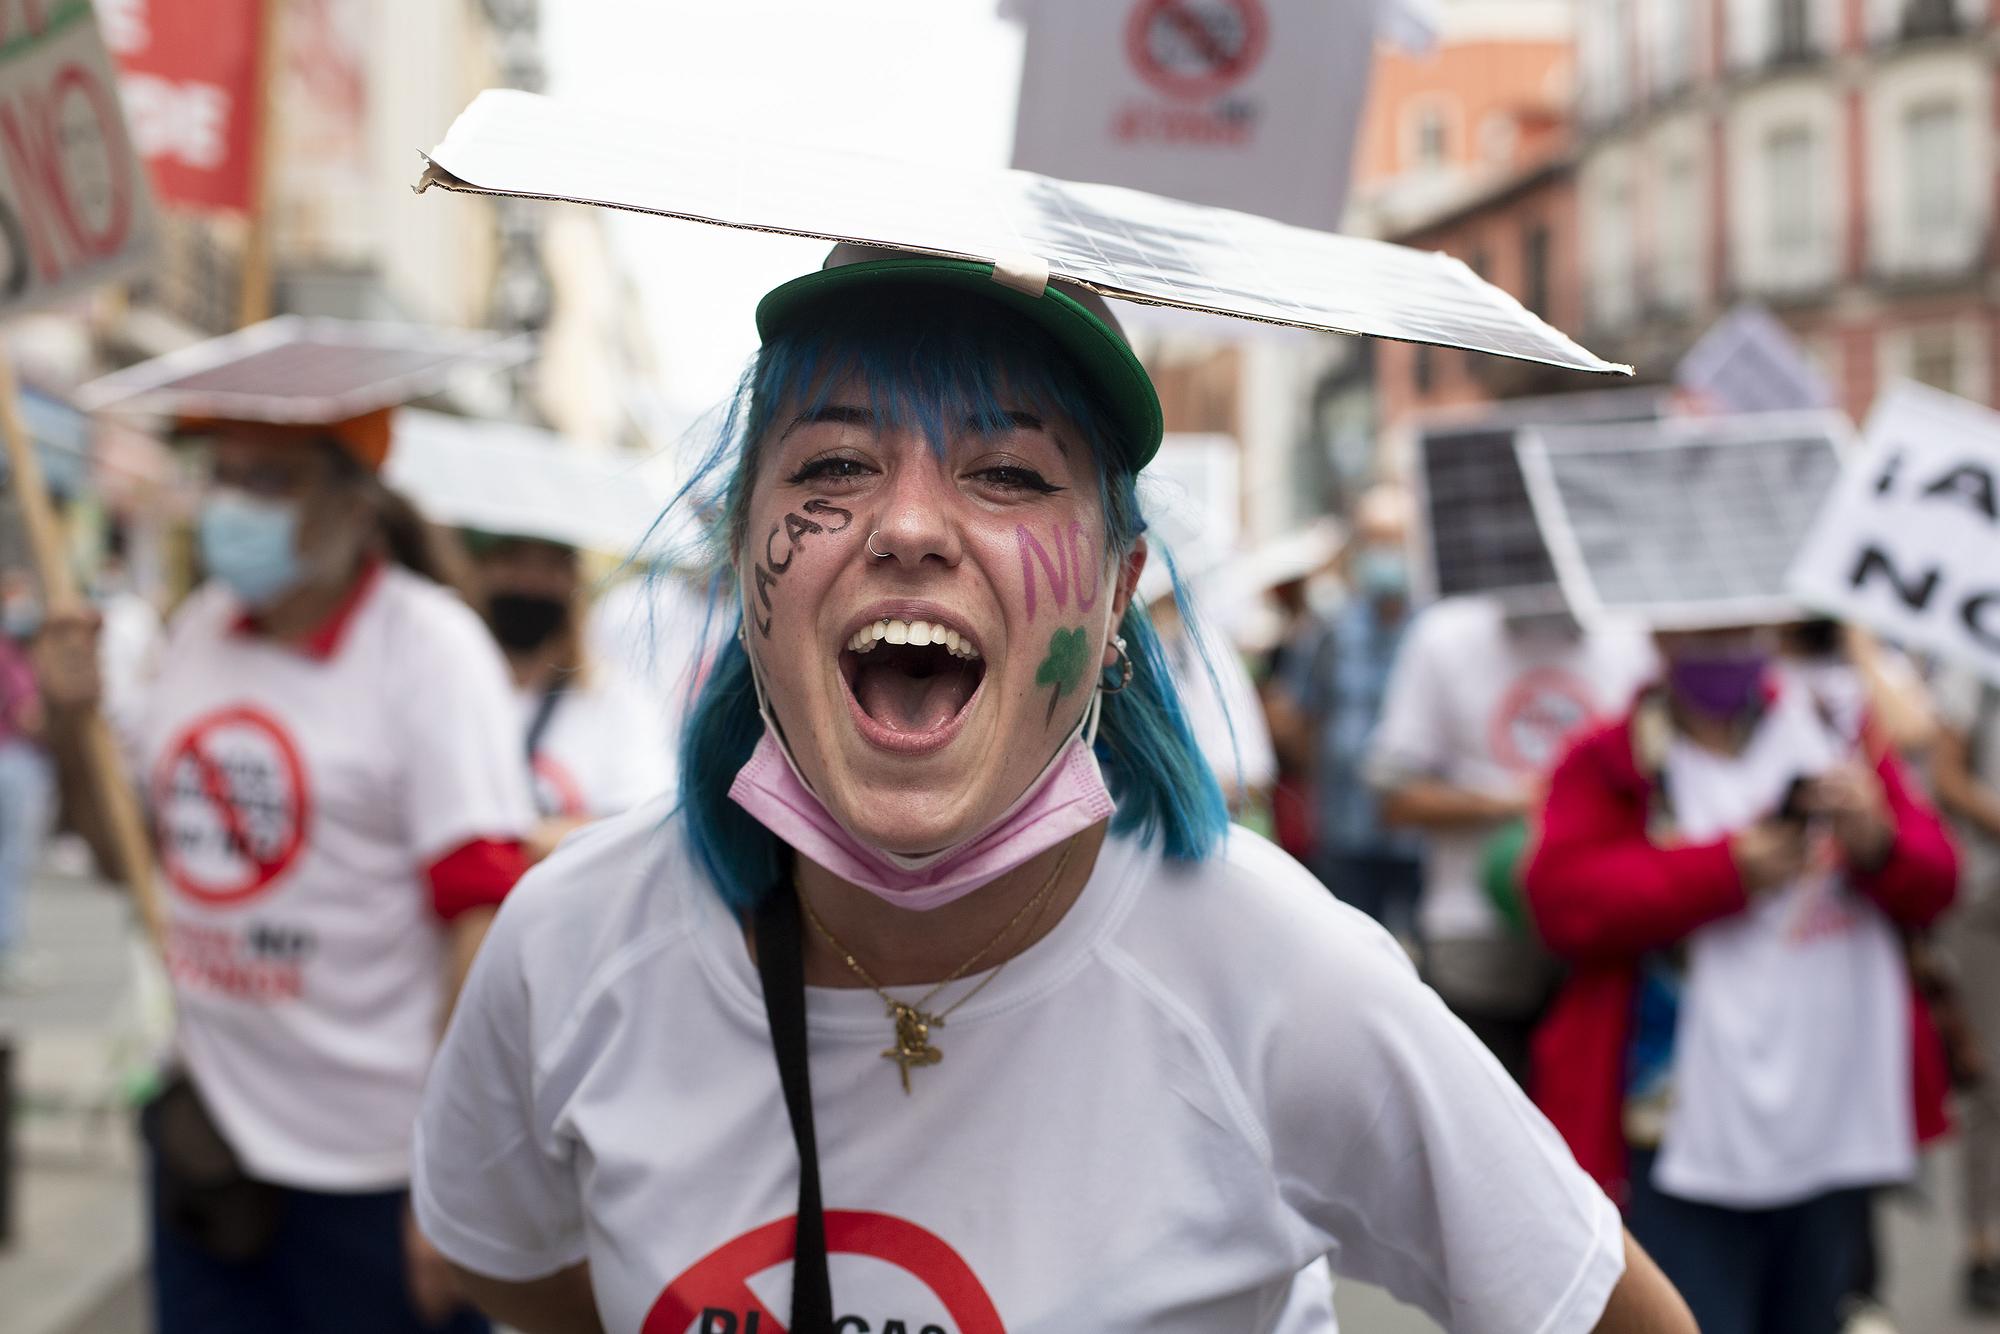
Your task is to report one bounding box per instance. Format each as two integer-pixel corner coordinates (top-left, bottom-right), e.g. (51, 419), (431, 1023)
(1259, 569), (1320, 860)
(41, 401), (533, 1334)
(1782, 618), (1938, 758)
(0, 569), (52, 991)
(466, 533), (670, 860)
(1146, 577), (1277, 822)
(1778, 615), (1949, 1327)
(585, 563), (715, 801)
(1268, 485), (1423, 938)
(1368, 595), (1654, 1078)
(1528, 624), (1956, 1334)
(1932, 666), (2000, 1312)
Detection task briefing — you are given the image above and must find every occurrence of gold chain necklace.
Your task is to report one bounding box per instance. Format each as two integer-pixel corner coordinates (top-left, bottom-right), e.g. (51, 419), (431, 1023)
(797, 840), (1076, 1093)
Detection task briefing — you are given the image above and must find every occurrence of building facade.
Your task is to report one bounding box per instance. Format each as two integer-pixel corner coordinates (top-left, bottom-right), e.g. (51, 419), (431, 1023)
(1574, 0), (1999, 417)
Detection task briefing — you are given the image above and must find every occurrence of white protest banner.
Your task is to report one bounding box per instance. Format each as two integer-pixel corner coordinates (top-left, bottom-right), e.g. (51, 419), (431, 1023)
(1007, 0), (1377, 231)
(1789, 381), (2000, 684)
(1677, 304), (1835, 415)
(0, 1), (156, 312)
(0, 2), (162, 938)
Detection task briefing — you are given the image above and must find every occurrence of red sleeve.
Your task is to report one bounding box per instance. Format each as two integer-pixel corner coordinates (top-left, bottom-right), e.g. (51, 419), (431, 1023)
(425, 837), (529, 922)
(1851, 747), (1958, 929)
(1524, 724), (1749, 965)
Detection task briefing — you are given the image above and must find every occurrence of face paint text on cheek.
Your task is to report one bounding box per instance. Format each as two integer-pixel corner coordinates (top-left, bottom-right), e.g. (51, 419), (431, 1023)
(751, 497), (853, 637)
(1016, 522), (1101, 622)
(1034, 624), (1091, 726)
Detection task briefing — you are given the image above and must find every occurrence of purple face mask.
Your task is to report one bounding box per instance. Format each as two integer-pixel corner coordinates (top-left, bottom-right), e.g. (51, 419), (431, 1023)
(1667, 654), (1769, 719)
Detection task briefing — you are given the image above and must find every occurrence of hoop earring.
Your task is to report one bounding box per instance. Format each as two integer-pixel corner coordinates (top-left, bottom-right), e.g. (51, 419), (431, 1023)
(1098, 635), (1133, 695)
(866, 530), (889, 559)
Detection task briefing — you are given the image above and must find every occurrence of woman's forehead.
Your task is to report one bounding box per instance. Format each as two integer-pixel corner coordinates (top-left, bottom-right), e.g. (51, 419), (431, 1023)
(765, 368), (1093, 456)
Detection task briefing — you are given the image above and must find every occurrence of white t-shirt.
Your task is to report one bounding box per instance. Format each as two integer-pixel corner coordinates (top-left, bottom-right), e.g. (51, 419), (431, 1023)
(520, 670), (673, 820)
(415, 806), (1625, 1333)
(1368, 598), (1656, 942)
(142, 566), (535, 1190)
(585, 573), (715, 794)
(1653, 686), (1915, 1208)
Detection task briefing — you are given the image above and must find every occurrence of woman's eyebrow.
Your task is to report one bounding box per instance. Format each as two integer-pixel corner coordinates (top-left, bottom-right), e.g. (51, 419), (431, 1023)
(779, 403), (873, 441)
(965, 409), (1068, 456)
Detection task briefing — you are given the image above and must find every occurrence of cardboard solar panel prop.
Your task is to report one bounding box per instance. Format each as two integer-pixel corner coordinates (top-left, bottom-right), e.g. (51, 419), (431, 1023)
(77, 316), (530, 426)
(1517, 413), (1856, 632)
(415, 91), (1629, 376)
(385, 410), (667, 557)
(1411, 387), (1670, 610)
(1789, 382), (2000, 686)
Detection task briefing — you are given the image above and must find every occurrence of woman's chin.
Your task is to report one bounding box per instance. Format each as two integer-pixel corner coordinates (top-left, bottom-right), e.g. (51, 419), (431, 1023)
(818, 780), (996, 858)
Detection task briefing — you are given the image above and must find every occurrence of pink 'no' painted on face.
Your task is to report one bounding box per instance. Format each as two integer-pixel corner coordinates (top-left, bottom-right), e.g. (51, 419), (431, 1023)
(1015, 522), (1101, 622)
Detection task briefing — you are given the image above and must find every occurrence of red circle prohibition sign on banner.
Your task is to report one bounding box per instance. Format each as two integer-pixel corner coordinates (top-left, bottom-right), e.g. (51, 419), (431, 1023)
(1124, 0), (1270, 101)
(643, 1210), (1004, 1334)
(152, 705), (310, 906)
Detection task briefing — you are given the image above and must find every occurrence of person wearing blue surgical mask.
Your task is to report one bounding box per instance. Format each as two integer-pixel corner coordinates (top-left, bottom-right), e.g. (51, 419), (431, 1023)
(36, 414), (535, 1334)
(1269, 485), (1425, 939)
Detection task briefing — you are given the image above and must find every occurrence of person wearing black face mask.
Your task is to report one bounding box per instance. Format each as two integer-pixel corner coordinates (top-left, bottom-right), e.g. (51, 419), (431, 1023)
(467, 533), (671, 862)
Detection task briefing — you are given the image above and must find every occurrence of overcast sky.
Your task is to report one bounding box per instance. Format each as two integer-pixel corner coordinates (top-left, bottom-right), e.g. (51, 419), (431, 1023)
(542, 1), (1026, 421)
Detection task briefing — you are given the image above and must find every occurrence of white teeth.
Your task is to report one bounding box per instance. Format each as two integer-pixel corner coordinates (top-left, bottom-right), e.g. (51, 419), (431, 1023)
(840, 618), (982, 659)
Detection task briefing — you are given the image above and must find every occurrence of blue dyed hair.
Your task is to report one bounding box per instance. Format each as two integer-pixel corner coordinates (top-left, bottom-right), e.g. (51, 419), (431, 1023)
(656, 287), (1229, 911)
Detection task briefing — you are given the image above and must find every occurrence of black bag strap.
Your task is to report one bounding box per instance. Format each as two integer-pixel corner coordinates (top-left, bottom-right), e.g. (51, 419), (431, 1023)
(523, 679), (569, 763)
(752, 882), (833, 1333)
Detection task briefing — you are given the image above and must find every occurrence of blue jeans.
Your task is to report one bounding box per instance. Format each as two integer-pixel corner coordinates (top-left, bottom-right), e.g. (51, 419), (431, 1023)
(1626, 1150), (1870, 1334)
(0, 739), (52, 959)
(149, 1154), (491, 1334)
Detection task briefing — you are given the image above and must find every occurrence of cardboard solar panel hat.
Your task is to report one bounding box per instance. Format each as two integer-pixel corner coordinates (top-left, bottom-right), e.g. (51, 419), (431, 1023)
(1411, 387), (1671, 614)
(77, 316), (530, 472)
(415, 91), (1631, 471)
(1514, 411), (1858, 632)
(385, 409), (672, 556)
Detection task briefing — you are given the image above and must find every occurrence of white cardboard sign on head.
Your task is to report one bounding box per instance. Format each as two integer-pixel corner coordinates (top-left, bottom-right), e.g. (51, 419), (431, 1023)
(1789, 381), (2000, 685)
(415, 91), (1628, 380)
(0, 2), (157, 316)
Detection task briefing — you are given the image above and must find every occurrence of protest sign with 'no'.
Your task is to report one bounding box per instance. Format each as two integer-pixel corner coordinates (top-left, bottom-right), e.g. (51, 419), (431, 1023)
(1789, 381), (2000, 684)
(0, 1), (156, 315)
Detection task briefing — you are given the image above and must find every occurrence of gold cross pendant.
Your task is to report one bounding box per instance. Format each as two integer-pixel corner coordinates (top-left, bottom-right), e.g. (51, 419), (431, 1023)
(881, 1000), (943, 1094)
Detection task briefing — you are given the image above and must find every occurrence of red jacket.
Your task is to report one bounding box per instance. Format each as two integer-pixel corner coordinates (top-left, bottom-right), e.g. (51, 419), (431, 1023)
(1522, 702), (1959, 1199)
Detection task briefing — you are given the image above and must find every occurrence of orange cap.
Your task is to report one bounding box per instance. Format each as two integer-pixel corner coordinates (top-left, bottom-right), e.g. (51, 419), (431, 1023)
(177, 407), (395, 473)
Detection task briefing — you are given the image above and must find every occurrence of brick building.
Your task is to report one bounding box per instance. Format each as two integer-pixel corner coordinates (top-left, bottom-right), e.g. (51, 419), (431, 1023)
(1574, 0), (1999, 419)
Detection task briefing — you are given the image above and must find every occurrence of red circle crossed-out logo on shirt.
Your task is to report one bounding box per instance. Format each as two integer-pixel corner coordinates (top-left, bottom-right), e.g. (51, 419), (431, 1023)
(1487, 668), (1599, 775)
(1124, 0), (1269, 101)
(643, 1211), (1003, 1334)
(152, 705), (310, 905)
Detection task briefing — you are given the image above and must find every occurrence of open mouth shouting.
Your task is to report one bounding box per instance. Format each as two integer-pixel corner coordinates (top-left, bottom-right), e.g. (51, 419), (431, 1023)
(837, 605), (987, 755)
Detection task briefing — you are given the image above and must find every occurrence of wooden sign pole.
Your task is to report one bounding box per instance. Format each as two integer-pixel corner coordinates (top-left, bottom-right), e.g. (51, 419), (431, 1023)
(235, 0), (282, 330)
(0, 354), (163, 947)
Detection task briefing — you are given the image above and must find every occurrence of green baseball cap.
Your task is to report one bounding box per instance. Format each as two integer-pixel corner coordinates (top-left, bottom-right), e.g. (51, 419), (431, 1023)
(755, 245), (1165, 472)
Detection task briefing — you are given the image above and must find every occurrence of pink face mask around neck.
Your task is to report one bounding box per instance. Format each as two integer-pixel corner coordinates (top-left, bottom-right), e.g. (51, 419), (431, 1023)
(726, 717), (1115, 911)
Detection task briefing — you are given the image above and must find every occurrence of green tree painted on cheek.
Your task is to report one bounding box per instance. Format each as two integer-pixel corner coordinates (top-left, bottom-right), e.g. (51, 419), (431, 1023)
(1034, 626), (1091, 726)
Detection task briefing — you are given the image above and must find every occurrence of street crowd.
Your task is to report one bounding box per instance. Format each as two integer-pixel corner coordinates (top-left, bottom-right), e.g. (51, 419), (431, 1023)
(0, 286), (1989, 1334)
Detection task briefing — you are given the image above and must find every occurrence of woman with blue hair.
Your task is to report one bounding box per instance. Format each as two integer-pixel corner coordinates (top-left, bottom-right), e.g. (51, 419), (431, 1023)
(413, 247), (1692, 1333)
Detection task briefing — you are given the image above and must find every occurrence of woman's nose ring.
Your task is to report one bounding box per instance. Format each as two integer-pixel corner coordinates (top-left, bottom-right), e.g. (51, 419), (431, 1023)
(866, 530), (889, 559)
